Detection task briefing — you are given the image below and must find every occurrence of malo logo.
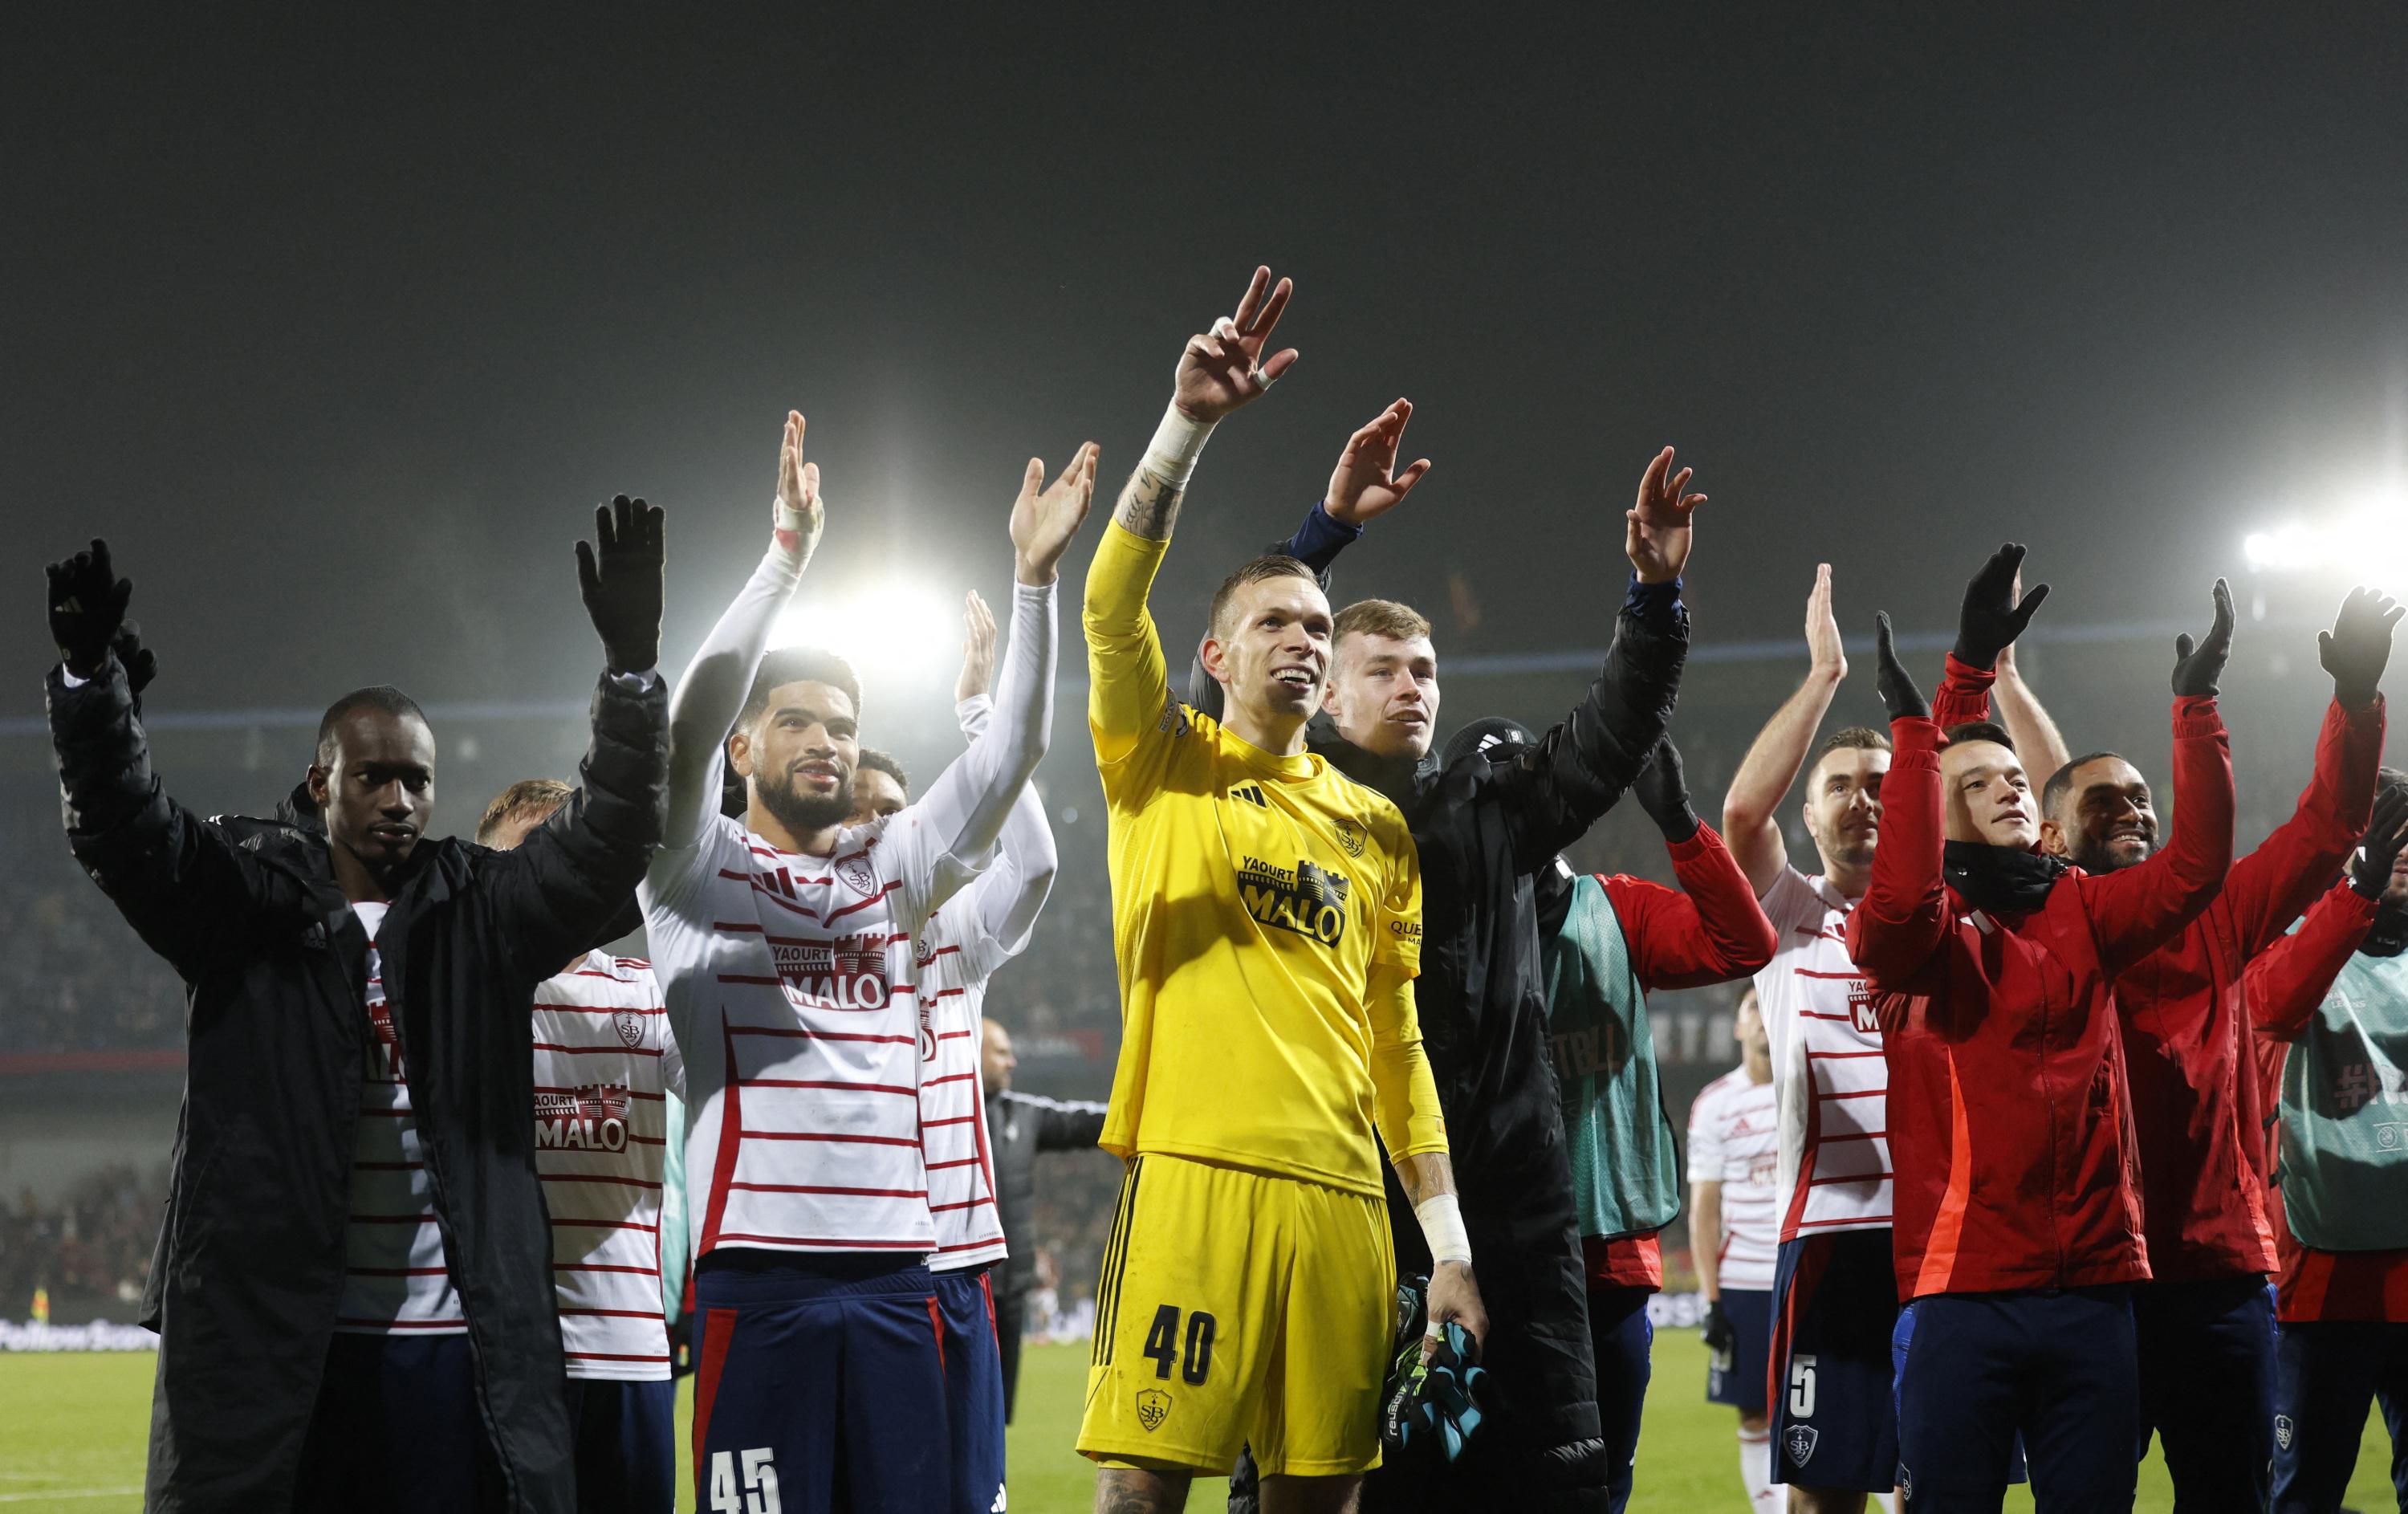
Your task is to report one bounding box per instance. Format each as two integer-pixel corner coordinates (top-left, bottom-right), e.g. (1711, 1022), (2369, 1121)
(1235, 855), (1352, 947)
(772, 937), (890, 1010)
(535, 1084), (631, 1153)
(1846, 982), (1880, 1034)
(612, 1007), (646, 1049)
(1135, 1390), (1171, 1431)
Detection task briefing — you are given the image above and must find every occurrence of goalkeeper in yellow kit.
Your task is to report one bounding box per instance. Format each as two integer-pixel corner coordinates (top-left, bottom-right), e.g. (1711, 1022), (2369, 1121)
(1076, 265), (1487, 1513)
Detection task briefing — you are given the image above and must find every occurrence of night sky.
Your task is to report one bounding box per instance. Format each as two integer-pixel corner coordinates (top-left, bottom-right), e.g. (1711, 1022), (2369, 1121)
(10, 9), (2408, 720)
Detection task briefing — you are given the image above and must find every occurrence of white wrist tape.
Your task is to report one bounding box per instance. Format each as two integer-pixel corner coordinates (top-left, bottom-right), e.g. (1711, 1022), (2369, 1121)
(773, 494), (810, 537)
(1142, 402), (1216, 488)
(1415, 1194), (1473, 1268)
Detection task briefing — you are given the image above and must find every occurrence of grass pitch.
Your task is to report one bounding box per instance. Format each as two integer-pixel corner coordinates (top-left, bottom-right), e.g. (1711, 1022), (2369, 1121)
(0, 1330), (2395, 1511)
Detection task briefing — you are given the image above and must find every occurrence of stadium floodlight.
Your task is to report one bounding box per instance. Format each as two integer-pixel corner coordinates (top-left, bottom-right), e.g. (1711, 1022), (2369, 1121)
(771, 576), (960, 686)
(2241, 486), (2408, 580)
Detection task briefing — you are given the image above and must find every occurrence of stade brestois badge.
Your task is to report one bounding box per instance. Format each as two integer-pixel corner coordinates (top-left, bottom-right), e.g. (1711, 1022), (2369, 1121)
(1333, 816), (1366, 859)
(613, 1007), (645, 1049)
(1136, 1390), (1171, 1431)
(1784, 1425), (1818, 1467)
(839, 855), (878, 897)
(2275, 1415), (2294, 1451)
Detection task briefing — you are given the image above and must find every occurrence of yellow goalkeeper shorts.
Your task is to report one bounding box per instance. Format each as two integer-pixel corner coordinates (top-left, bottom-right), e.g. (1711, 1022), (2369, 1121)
(1076, 1152), (1395, 1477)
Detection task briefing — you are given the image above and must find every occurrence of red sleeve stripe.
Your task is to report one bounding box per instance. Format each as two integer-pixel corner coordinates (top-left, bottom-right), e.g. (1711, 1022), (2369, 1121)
(923, 1116), (976, 1129)
(825, 882), (901, 923)
(1792, 968), (1861, 980)
(551, 1218), (661, 1232)
(534, 1004), (666, 1015)
(736, 1128), (921, 1146)
(925, 1072), (977, 1088)
(567, 1350), (675, 1363)
(555, 1263), (660, 1275)
(714, 922), (767, 934)
(560, 1307), (665, 1320)
(1805, 1051), (1884, 1060)
(935, 1030), (974, 1042)
(707, 1234), (928, 1250)
(726, 1181), (929, 1199)
(925, 1157), (986, 1170)
(929, 1198), (996, 1214)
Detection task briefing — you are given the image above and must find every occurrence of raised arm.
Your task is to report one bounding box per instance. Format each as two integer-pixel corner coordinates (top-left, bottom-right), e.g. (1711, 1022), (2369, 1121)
(1847, 617), (1950, 987)
(886, 450), (1093, 930)
(1609, 738), (1779, 987)
(487, 494), (673, 979)
(46, 541), (295, 979)
(951, 596), (1060, 956)
(2249, 788), (2407, 1042)
(2219, 588), (2398, 954)
(1494, 447), (1702, 872)
(1089, 266), (1298, 760)
(2077, 583), (2239, 976)
(1930, 543), (2052, 738)
(661, 412), (820, 853)
(1723, 564), (1848, 894)
(1019, 1091), (1110, 1151)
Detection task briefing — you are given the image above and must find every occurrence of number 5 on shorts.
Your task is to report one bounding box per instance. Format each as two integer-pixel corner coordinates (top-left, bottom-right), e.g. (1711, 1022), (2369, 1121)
(1788, 1354), (1818, 1418)
(708, 1447), (783, 1514)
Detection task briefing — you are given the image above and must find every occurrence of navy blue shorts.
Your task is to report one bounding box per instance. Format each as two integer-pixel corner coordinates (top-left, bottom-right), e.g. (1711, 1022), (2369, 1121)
(294, 1333), (506, 1513)
(1767, 1228), (1900, 1490)
(933, 1268), (1007, 1514)
(2133, 1275), (2276, 1513)
(691, 1251), (949, 1514)
(565, 1376), (677, 1514)
(1707, 1288), (1772, 1414)
(1893, 1286), (2137, 1512)
(1588, 1284), (1654, 1514)
(2273, 1318), (2408, 1513)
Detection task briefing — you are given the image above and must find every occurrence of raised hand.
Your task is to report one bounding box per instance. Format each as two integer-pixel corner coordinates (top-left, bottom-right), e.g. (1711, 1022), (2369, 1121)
(1631, 735), (1702, 842)
(1325, 399), (1433, 527)
(1954, 543), (2052, 670)
(112, 622), (157, 702)
(576, 494), (667, 676)
(1806, 564), (1847, 680)
(956, 590), (998, 705)
(1626, 446), (1706, 584)
(1011, 442), (1101, 586)
(1172, 266), (1300, 424)
(1873, 613), (1930, 722)
(45, 538), (133, 678)
(2171, 579), (2237, 699)
(2351, 783), (2408, 901)
(774, 410), (824, 560)
(2318, 585), (2404, 710)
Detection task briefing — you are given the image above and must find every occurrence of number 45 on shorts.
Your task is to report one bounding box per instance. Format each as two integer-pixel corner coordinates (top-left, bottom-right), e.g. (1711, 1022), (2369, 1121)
(709, 1447), (782, 1514)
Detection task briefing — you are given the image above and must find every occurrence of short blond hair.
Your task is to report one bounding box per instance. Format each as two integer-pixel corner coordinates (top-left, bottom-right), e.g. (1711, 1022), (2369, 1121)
(1332, 598), (1433, 650)
(476, 778), (572, 845)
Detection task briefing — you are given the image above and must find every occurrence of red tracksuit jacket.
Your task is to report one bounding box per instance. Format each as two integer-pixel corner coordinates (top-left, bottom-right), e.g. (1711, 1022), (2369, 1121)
(1937, 657), (2383, 1279)
(2242, 881), (2408, 1321)
(1580, 824), (1781, 1290)
(1848, 699), (2234, 1298)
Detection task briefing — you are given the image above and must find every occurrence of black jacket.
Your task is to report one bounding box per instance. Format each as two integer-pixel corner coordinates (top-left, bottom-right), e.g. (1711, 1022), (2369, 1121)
(1315, 582), (1686, 1488)
(48, 657), (669, 1514)
(983, 1087), (1107, 1300)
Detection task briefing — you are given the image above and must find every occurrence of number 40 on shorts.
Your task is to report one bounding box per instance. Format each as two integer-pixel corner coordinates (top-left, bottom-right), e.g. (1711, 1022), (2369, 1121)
(709, 1447), (782, 1514)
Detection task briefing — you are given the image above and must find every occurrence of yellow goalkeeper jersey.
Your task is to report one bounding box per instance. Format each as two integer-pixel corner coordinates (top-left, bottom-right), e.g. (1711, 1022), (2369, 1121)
(1082, 521), (1445, 1197)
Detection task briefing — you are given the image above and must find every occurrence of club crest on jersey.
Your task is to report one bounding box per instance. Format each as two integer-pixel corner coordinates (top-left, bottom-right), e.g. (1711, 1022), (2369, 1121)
(1332, 816), (1366, 858)
(1235, 855), (1352, 947)
(1784, 1424), (1818, 1467)
(2274, 1414), (2293, 1451)
(612, 1006), (646, 1049)
(535, 1083), (631, 1153)
(772, 935), (890, 1010)
(837, 853), (879, 898)
(1136, 1389), (1171, 1431)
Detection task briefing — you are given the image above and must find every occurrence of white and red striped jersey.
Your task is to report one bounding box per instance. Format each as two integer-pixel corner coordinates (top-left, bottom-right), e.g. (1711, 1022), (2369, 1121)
(338, 901), (466, 1334)
(646, 814), (970, 1261)
(918, 691), (1060, 1275)
(1688, 1067), (1780, 1292)
(1753, 866), (1893, 1240)
(533, 950), (680, 1381)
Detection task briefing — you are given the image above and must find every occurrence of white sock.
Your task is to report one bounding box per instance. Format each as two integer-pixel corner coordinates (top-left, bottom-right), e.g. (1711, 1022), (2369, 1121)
(1739, 1426), (1775, 1510)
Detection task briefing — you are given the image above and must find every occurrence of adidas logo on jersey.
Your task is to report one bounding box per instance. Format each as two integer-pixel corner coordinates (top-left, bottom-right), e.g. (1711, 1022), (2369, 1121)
(1230, 782), (1267, 808)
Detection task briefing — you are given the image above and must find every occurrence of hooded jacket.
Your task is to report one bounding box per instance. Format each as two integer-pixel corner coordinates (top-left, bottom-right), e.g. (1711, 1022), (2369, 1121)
(1848, 701), (2234, 1298)
(1934, 656), (2384, 1280)
(47, 654), (669, 1514)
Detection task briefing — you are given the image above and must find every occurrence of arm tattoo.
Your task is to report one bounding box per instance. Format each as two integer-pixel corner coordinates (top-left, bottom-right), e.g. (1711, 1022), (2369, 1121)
(1112, 466), (1186, 542)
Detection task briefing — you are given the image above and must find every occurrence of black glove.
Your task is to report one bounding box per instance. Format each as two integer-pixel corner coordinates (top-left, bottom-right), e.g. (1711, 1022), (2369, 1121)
(1873, 613), (1929, 722)
(576, 495), (666, 676)
(2171, 579), (2237, 699)
(1382, 1320), (1493, 1464)
(2352, 785), (2408, 901)
(1632, 735), (1701, 842)
(2320, 586), (2404, 710)
(1953, 542), (2051, 670)
(110, 621), (157, 714)
(1700, 1299), (1735, 1363)
(45, 538), (132, 678)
